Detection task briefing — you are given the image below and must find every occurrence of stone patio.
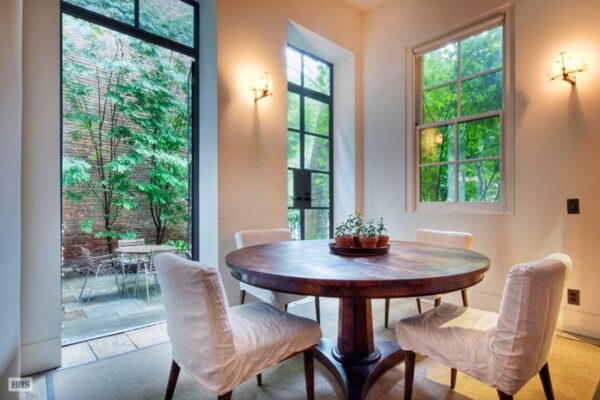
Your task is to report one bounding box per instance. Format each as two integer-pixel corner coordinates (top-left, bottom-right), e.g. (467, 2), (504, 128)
(62, 270), (166, 344)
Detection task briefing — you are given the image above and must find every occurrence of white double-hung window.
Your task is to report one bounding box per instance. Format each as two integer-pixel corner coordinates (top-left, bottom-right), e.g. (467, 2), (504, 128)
(408, 8), (514, 213)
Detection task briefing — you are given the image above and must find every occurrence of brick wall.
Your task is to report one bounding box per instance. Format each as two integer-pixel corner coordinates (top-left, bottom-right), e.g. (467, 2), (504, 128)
(62, 18), (190, 268)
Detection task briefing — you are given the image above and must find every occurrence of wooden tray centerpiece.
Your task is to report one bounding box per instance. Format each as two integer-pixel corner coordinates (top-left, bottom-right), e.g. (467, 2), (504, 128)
(331, 213), (390, 257)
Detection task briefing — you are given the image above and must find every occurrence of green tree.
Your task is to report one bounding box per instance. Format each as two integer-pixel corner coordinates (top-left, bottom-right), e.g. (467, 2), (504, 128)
(62, 16), (138, 253)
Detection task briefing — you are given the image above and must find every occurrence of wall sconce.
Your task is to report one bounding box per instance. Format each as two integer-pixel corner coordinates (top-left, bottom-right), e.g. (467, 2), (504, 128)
(548, 51), (587, 85)
(252, 71), (273, 101)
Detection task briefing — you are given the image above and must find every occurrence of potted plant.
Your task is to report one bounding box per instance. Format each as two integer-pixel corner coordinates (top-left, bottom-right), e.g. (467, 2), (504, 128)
(334, 221), (353, 248)
(359, 219), (379, 249)
(376, 217), (389, 247)
(350, 212), (364, 248)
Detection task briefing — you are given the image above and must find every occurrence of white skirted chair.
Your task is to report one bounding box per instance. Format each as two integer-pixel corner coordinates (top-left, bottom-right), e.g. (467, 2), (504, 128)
(396, 253), (572, 400)
(235, 228), (321, 323)
(155, 253), (322, 400)
(384, 229), (473, 328)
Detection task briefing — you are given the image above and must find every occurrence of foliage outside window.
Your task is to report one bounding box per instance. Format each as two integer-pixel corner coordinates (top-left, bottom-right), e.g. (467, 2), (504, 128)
(61, 0), (196, 257)
(416, 22), (505, 205)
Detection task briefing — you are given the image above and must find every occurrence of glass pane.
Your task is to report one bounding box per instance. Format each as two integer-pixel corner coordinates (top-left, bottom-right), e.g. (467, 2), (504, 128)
(66, 0), (134, 24)
(422, 84), (457, 124)
(458, 116), (500, 160)
(288, 131), (300, 168)
(304, 97), (330, 135)
(286, 47), (302, 85)
(461, 26), (503, 77)
(458, 161), (501, 202)
(419, 125), (454, 164)
(305, 209), (330, 239)
(422, 43), (457, 88)
(288, 92), (300, 130)
(288, 209), (301, 240)
(461, 71), (502, 116)
(140, 0), (194, 47)
(303, 55), (331, 95)
(288, 170), (294, 207)
(311, 173), (329, 207)
(420, 164), (455, 202)
(304, 135), (329, 172)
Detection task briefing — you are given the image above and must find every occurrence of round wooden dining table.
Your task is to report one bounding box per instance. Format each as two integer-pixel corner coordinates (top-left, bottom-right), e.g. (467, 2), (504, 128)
(225, 239), (490, 400)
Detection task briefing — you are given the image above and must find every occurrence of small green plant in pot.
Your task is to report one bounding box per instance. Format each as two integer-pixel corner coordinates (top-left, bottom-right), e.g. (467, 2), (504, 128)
(359, 219), (379, 249)
(376, 217), (389, 247)
(347, 212), (364, 248)
(334, 221), (353, 248)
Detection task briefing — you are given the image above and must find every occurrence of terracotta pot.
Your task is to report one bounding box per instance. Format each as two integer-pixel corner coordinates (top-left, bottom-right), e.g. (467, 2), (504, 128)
(359, 236), (378, 249)
(353, 235), (361, 248)
(335, 235), (354, 248)
(377, 235), (389, 248)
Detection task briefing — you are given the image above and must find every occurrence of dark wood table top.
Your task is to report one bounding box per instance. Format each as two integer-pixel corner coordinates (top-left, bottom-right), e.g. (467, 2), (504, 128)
(225, 239), (490, 298)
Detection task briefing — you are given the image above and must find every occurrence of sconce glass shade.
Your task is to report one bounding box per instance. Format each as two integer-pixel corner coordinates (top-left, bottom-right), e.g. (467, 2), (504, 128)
(548, 52), (587, 84)
(252, 71), (273, 101)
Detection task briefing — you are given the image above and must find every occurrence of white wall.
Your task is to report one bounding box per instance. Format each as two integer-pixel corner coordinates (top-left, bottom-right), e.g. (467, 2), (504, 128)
(0, 1), (23, 397)
(363, 0), (600, 337)
(217, 0), (364, 301)
(21, 0), (62, 374)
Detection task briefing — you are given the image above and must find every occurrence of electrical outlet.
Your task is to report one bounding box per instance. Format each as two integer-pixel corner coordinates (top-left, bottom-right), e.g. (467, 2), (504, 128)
(567, 289), (580, 305)
(567, 198), (580, 214)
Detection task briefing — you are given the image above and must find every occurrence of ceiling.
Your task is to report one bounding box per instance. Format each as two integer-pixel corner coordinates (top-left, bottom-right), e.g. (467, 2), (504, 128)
(339, 0), (389, 13)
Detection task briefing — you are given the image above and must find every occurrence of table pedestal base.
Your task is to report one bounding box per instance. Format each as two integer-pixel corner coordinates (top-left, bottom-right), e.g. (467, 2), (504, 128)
(315, 338), (405, 400)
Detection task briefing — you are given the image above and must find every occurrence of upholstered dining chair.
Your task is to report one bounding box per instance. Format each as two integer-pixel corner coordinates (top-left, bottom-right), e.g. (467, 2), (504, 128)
(396, 253), (572, 400)
(155, 253), (321, 400)
(384, 229), (473, 328)
(235, 228), (321, 323)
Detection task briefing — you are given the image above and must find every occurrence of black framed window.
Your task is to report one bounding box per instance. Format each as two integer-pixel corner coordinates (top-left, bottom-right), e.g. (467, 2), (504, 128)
(60, 0), (199, 260)
(287, 46), (333, 240)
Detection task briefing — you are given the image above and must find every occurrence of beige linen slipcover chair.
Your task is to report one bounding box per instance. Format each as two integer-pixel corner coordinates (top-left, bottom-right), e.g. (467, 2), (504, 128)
(155, 253), (322, 400)
(396, 253), (572, 400)
(235, 228), (321, 322)
(384, 229), (473, 328)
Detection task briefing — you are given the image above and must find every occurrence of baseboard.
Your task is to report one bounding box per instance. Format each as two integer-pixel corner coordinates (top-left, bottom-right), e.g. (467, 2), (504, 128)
(559, 308), (600, 339)
(21, 337), (61, 376)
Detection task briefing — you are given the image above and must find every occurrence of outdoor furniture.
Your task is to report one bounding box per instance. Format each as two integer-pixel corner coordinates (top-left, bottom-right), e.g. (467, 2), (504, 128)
(384, 229), (474, 328)
(115, 244), (178, 305)
(155, 253), (321, 400)
(116, 238), (148, 293)
(396, 253), (571, 400)
(225, 239), (490, 400)
(79, 247), (123, 303)
(234, 228), (320, 322)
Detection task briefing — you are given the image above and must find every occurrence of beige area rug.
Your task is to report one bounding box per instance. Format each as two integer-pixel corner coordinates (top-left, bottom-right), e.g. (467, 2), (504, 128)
(48, 297), (600, 399)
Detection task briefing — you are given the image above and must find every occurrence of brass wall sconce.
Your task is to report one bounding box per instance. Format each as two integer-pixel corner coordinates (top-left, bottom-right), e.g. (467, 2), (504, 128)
(252, 71), (273, 101)
(548, 51), (587, 85)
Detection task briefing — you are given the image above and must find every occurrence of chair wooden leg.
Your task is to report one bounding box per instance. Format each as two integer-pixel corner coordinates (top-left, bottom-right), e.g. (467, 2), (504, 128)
(239, 290), (246, 305)
(256, 373), (262, 386)
(304, 349), (315, 400)
(539, 362), (555, 400)
(497, 390), (513, 400)
(434, 297), (441, 307)
(450, 368), (457, 389)
(217, 392), (233, 400)
(315, 296), (320, 323)
(461, 289), (469, 306)
(416, 298), (422, 313)
(284, 304), (288, 312)
(165, 360), (180, 400)
(404, 350), (416, 400)
(384, 298), (390, 328)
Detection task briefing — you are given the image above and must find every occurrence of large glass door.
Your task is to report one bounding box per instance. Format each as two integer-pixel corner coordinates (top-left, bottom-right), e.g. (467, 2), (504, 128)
(60, 0), (198, 343)
(286, 46), (333, 240)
